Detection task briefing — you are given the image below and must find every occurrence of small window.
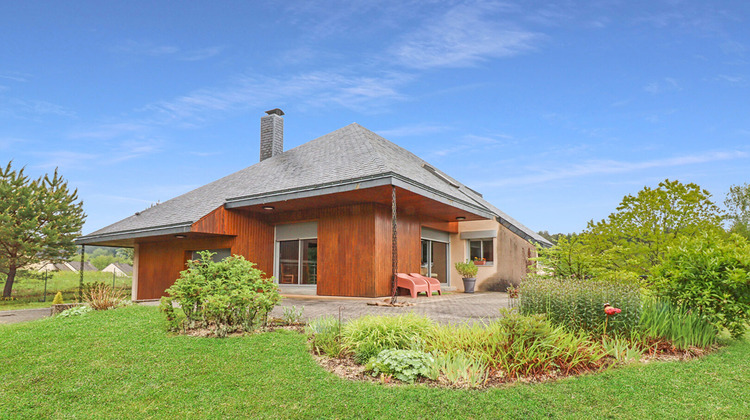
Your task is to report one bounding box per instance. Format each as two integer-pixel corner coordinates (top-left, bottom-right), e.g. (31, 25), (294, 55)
(191, 248), (231, 263)
(468, 239), (493, 264)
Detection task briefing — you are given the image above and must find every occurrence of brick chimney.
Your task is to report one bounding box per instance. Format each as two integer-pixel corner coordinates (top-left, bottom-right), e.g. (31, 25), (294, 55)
(260, 108), (284, 161)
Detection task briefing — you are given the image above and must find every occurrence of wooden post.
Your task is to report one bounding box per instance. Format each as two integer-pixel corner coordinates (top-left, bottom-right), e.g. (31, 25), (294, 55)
(390, 185), (398, 304)
(78, 245), (85, 302)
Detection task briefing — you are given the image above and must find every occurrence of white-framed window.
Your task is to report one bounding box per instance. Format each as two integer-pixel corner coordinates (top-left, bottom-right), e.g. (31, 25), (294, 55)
(468, 239), (493, 264)
(274, 222), (318, 285)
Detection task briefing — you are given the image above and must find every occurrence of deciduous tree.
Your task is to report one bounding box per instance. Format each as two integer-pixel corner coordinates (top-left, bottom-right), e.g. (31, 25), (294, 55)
(0, 161), (85, 297)
(586, 179), (723, 275)
(725, 183), (750, 239)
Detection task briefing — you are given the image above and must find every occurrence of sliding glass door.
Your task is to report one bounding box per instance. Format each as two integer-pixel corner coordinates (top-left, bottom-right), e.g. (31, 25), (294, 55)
(278, 239), (317, 284)
(421, 239), (449, 285)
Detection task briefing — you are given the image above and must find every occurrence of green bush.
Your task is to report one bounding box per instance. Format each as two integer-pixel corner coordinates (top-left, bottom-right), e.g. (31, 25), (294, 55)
(426, 310), (608, 378)
(306, 316), (342, 357)
(342, 314), (433, 363)
(654, 233), (750, 338)
(520, 275), (642, 336)
(365, 349), (434, 383)
(639, 297), (718, 349)
(163, 251), (280, 337)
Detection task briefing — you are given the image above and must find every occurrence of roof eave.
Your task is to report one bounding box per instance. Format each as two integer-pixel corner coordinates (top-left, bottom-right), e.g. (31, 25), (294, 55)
(74, 222), (193, 245)
(225, 174), (496, 220)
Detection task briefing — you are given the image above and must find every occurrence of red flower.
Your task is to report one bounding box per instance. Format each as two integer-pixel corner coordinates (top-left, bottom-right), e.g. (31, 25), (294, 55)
(604, 306), (621, 315)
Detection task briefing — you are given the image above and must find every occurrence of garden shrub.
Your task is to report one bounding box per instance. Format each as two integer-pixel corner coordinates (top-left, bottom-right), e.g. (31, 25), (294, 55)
(520, 275), (642, 336)
(426, 310), (608, 378)
(365, 349), (434, 383)
(306, 316), (342, 357)
(342, 313), (433, 363)
(639, 297), (718, 349)
(653, 233), (750, 338)
(52, 291), (64, 305)
(83, 283), (125, 310)
(163, 251), (280, 337)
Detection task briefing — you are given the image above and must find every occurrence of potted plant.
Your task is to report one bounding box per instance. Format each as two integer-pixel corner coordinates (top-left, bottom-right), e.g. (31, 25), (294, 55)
(473, 257), (486, 266)
(455, 260), (478, 293)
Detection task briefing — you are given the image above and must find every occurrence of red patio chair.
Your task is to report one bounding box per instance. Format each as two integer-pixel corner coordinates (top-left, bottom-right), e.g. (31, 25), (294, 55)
(396, 273), (430, 298)
(409, 273), (443, 296)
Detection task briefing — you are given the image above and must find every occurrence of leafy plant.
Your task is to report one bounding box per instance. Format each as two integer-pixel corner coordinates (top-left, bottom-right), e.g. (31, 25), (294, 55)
(281, 305), (304, 325)
(342, 314), (433, 363)
(602, 336), (643, 364)
(429, 352), (488, 388)
(52, 291), (64, 305)
(653, 232), (750, 338)
(365, 349), (433, 383)
(306, 316), (342, 357)
(454, 260), (478, 278)
(83, 283), (125, 310)
(57, 305), (92, 318)
(163, 251), (281, 337)
(520, 275), (642, 336)
(640, 297), (718, 349)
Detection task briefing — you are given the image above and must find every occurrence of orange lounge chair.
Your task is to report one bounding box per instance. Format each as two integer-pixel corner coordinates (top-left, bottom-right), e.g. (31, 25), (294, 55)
(396, 273), (430, 298)
(409, 273), (442, 296)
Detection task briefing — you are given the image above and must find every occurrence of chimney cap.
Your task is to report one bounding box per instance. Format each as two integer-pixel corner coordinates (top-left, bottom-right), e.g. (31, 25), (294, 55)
(265, 108), (285, 116)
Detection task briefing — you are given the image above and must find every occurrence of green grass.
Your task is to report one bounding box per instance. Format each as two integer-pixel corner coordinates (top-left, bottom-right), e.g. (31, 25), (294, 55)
(1, 271), (131, 309)
(1, 306), (748, 419)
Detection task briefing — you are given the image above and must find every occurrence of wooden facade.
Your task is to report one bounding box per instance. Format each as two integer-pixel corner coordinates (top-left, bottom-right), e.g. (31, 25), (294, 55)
(133, 190), (427, 300)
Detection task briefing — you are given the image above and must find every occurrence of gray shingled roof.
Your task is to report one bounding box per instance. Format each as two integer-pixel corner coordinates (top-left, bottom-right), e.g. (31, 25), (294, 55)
(78, 123), (551, 246)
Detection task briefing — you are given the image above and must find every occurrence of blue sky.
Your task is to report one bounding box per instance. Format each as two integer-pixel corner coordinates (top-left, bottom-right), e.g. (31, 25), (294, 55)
(1, 1), (748, 235)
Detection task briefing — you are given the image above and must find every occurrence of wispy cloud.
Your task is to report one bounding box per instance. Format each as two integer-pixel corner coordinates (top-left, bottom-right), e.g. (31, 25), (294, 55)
(114, 40), (224, 61)
(478, 150), (748, 187)
(142, 70), (411, 123)
(377, 123), (450, 138)
(392, 3), (542, 69)
(0, 73), (28, 82)
(0, 97), (75, 119)
(644, 77), (681, 94)
(715, 74), (747, 87)
(0, 136), (27, 150)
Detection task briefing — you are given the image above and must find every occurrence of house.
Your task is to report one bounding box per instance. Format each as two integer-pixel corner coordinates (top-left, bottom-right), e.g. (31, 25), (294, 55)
(36, 261), (98, 272)
(76, 109), (552, 300)
(101, 262), (133, 277)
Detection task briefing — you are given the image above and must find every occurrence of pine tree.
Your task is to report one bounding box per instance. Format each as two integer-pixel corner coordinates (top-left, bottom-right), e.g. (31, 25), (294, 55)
(0, 161), (85, 297)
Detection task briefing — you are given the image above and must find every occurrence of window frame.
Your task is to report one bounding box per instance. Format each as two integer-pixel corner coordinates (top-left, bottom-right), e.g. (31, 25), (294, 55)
(467, 238), (494, 266)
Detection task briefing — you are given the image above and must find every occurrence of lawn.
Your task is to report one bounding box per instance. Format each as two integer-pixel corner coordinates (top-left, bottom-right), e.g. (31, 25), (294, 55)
(1, 305), (748, 419)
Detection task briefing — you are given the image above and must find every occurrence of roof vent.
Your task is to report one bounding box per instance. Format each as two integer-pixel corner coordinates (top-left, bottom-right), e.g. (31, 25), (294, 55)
(260, 108), (284, 161)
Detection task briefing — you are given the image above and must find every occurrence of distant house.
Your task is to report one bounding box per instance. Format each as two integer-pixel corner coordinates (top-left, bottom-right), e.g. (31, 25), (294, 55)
(101, 262), (133, 277)
(37, 261), (98, 273)
(76, 109), (552, 300)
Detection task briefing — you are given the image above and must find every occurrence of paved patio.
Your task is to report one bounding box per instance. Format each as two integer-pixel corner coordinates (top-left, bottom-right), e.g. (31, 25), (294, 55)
(270, 292), (513, 324)
(0, 292), (514, 326)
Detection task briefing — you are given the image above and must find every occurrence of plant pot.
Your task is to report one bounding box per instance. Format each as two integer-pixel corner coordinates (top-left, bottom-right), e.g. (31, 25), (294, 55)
(473, 261), (485, 266)
(462, 277), (476, 293)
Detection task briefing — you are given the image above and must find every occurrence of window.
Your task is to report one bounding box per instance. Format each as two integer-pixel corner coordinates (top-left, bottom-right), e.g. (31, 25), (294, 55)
(191, 248), (230, 263)
(275, 222), (318, 285)
(468, 239), (493, 263)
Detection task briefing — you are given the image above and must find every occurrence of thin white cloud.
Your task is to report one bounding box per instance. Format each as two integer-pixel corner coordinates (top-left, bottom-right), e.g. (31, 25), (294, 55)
(0, 97), (75, 119)
(479, 150), (749, 187)
(114, 40), (223, 61)
(392, 3), (541, 69)
(377, 124), (450, 137)
(716, 74), (747, 87)
(142, 70), (411, 123)
(644, 77), (681, 94)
